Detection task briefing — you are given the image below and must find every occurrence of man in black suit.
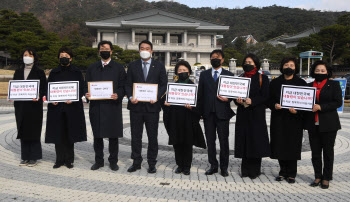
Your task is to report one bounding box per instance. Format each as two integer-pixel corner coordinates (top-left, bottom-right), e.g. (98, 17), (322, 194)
(85, 41), (127, 171)
(125, 40), (167, 173)
(197, 49), (235, 177)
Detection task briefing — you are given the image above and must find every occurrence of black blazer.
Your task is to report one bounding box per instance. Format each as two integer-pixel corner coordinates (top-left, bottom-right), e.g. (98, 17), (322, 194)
(197, 68), (235, 120)
(125, 59), (167, 112)
(304, 79), (342, 133)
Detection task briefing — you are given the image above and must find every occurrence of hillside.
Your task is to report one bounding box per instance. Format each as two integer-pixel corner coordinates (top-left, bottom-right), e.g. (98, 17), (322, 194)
(0, 0), (348, 46)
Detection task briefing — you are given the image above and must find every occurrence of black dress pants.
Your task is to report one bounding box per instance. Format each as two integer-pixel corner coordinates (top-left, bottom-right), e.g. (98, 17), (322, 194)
(309, 126), (337, 180)
(204, 113), (230, 170)
(130, 111), (159, 166)
(173, 144), (193, 170)
(241, 158), (262, 177)
(278, 160), (297, 178)
(93, 138), (119, 165)
(20, 139), (42, 161)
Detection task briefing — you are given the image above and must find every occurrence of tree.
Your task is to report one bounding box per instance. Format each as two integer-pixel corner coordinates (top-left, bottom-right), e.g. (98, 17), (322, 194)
(317, 25), (350, 64)
(337, 13), (350, 26)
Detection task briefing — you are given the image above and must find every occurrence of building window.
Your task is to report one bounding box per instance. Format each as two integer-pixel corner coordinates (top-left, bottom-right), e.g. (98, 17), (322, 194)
(135, 34), (147, 43)
(153, 52), (165, 65)
(170, 35), (182, 44)
(152, 34), (165, 44)
(170, 52), (181, 66)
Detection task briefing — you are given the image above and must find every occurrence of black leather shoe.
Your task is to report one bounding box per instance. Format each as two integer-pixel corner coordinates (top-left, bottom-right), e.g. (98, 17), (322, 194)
(148, 165), (157, 174)
(249, 174), (261, 179)
(275, 176), (284, 181)
(91, 163), (104, 170)
(241, 173), (249, 178)
(205, 167), (218, 175)
(53, 163), (64, 169)
(310, 179), (321, 187)
(65, 163), (74, 169)
(127, 165), (141, 172)
(183, 169), (190, 175)
(321, 180), (329, 189)
(286, 178), (295, 184)
(110, 163), (119, 171)
(175, 167), (183, 174)
(221, 170), (229, 177)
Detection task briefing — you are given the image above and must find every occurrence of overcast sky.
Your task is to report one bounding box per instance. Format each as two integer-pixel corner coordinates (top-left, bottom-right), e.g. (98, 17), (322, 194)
(146, 0), (350, 11)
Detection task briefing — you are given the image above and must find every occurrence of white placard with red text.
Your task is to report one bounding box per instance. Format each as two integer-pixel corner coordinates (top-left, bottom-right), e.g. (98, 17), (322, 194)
(217, 75), (251, 99)
(166, 83), (198, 107)
(48, 81), (79, 102)
(8, 80), (40, 101)
(280, 85), (316, 111)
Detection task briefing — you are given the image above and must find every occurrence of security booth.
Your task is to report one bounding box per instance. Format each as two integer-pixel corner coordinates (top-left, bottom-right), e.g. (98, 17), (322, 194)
(299, 51), (323, 76)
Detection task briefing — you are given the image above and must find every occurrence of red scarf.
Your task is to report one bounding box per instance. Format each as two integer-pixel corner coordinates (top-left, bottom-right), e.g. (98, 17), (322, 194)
(244, 67), (258, 78)
(313, 79), (327, 122)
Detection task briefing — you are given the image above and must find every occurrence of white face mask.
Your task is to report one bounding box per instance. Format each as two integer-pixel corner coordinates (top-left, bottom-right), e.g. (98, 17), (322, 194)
(23, 57), (34, 65)
(140, 51), (151, 60)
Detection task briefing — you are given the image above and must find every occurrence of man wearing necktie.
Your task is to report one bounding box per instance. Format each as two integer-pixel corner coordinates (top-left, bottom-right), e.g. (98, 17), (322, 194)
(197, 50), (235, 177)
(125, 40), (167, 173)
(85, 41), (127, 171)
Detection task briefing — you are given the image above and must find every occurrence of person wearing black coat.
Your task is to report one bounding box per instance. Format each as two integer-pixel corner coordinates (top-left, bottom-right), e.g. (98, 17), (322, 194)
(13, 48), (47, 167)
(197, 50), (235, 177)
(161, 61), (206, 175)
(304, 60), (342, 189)
(125, 40), (168, 173)
(268, 57), (307, 183)
(45, 47), (87, 169)
(85, 41), (127, 171)
(234, 53), (270, 179)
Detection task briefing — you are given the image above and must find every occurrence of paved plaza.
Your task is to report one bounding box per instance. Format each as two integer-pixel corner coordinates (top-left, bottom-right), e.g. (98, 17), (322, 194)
(0, 103), (350, 201)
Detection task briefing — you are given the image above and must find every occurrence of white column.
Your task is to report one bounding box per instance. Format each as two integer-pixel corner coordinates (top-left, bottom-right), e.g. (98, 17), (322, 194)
(197, 34), (201, 46)
(183, 31), (187, 45)
(148, 31), (152, 43)
(166, 52), (170, 66)
(183, 52), (187, 61)
(114, 31), (118, 45)
(131, 29), (135, 43)
(97, 30), (101, 43)
(196, 53), (201, 63)
(213, 34), (217, 48)
(166, 31), (170, 44)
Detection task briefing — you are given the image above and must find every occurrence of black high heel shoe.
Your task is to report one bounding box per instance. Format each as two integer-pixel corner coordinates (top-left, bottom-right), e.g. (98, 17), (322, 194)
(310, 179), (321, 187)
(321, 180), (329, 189)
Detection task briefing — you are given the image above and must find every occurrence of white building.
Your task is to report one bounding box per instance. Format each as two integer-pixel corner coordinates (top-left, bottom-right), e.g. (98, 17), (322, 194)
(85, 9), (229, 66)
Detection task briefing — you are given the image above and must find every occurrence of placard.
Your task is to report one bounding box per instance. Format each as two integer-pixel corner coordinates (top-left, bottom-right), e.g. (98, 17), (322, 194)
(8, 80), (40, 101)
(48, 81), (79, 102)
(133, 83), (158, 102)
(280, 85), (316, 111)
(88, 81), (113, 100)
(166, 83), (198, 106)
(217, 75), (251, 99)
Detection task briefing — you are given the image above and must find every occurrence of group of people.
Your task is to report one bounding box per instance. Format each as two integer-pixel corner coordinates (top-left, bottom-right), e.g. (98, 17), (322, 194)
(13, 40), (342, 190)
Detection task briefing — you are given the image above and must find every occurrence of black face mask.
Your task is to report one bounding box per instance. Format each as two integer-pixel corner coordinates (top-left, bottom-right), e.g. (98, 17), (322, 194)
(314, 74), (328, 82)
(211, 59), (222, 68)
(100, 51), (111, 60)
(178, 72), (189, 81)
(283, 67), (295, 76)
(59, 57), (70, 66)
(243, 64), (255, 72)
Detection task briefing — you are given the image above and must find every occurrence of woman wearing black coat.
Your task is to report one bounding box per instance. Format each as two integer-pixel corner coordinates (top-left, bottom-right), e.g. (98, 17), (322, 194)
(45, 47), (87, 169)
(234, 53), (270, 179)
(13, 48), (47, 167)
(268, 57), (307, 183)
(161, 61), (206, 175)
(304, 60), (342, 189)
